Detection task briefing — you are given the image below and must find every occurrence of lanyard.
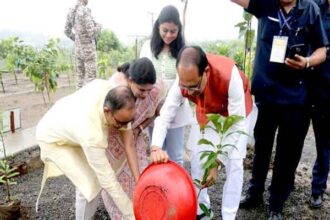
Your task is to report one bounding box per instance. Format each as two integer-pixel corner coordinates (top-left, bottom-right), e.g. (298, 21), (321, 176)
(278, 9), (292, 35)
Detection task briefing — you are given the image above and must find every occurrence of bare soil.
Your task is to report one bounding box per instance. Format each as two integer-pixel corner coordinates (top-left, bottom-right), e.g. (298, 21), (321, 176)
(0, 72), (329, 219)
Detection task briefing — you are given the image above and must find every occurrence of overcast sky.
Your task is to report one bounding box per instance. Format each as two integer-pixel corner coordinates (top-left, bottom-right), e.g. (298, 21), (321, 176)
(0, 0), (255, 44)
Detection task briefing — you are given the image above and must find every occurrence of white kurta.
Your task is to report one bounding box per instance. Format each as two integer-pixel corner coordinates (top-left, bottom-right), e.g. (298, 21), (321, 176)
(36, 79), (134, 220)
(151, 65), (257, 220)
(152, 66), (248, 164)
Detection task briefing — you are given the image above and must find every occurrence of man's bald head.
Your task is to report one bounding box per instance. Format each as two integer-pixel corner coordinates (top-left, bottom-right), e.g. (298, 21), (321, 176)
(176, 46), (208, 76)
(104, 86), (136, 113)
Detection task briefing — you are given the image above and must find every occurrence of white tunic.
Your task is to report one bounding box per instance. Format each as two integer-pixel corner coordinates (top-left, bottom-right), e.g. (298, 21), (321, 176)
(151, 66), (250, 164)
(36, 79), (134, 219)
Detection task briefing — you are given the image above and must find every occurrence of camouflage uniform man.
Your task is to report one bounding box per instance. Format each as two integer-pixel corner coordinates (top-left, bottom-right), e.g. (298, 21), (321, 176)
(64, 0), (102, 88)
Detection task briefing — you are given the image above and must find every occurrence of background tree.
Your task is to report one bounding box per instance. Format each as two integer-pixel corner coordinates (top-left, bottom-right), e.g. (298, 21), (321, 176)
(0, 70), (4, 92)
(201, 40), (245, 71)
(235, 11), (255, 78)
(96, 29), (121, 53)
(56, 47), (74, 86)
(1, 37), (25, 84)
(23, 38), (61, 103)
(96, 29), (135, 79)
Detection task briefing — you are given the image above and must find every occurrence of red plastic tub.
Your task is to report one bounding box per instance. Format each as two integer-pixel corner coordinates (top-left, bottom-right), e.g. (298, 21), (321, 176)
(133, 161), (197, 220)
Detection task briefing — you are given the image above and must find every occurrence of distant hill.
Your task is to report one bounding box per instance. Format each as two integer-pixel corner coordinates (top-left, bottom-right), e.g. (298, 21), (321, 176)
(0, 29), (73, 48)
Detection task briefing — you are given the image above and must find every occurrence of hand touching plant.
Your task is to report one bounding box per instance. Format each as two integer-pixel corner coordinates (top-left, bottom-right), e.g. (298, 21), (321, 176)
(193, 113), (248, 218)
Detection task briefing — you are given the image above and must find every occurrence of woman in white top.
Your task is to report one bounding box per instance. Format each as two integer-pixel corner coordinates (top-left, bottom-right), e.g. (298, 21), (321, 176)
(140, 5), (193, 166)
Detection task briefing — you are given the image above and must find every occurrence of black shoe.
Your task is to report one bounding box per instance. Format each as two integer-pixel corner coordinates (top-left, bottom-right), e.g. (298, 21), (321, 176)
(309, 194), (323, 209)
(268, 211), (283, 220)
(239, 191), (263, 209)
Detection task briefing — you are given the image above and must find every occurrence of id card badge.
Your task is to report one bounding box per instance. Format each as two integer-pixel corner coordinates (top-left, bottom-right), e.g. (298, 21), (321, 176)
(270, 36), (288, 63)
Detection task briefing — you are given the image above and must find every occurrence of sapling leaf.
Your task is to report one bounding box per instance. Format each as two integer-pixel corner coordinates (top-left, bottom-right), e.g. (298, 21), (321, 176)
(223, 115), (243, 134)
(198, 138), (215, 147)
(194, 114), (247, 214)
(199, 203), (211, 217)
(202, 168), (209, 184)
(7, 171), (19, 179)
(199, 151), (212, 161)
(202, 153), (217, 170)
(207, 114), (223, 132)
(204, 125), (218, 134)
(193, 179), (202, 189)
(221, 144), (238, 151)
(0, 175), (5, 183)
(8, 181), (17, 186)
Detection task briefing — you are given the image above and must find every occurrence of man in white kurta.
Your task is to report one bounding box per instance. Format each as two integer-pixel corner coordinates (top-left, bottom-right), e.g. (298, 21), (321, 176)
(150, 46), (256, 220)
(36, 80), (136, 220)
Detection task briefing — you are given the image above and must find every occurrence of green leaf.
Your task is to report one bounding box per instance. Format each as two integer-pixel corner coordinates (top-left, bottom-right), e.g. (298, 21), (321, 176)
(8, 167), (17, 173)
(234, 21), (247, 28)
(220, 144), (238, 151)
(204, 125), (218, 134)
(239, 27), (248, 39)
(194, 179), (201, 185)
(193, 179), (202, 189)
(198, 138), (215, 147)
(7, 172), (19, 179)
(243, 11), (253, 21)
(202, 168), (209, 183)
(202, 153), (217, 170)
(220, 150), (229, 158)
(0, 159), (5, 167)
(223, 115), (243, 134)
(207, 114), (223, 132)
(199, 203), (211, 217)
(199, 151), (212, 161)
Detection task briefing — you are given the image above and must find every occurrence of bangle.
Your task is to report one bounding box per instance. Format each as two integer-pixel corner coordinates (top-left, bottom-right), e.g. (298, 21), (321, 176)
(305, 57), (310, 69)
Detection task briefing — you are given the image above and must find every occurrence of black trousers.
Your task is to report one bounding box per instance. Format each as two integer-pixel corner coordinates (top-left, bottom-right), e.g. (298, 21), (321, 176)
(249, 103), (310, 212)
(311, 103), (330, 196)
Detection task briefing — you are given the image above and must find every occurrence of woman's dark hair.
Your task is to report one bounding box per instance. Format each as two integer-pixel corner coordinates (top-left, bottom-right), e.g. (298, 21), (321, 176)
(117, 62), (130, 78)
(104, 86), (136, 113)
(150, 5), (185, 59)
(117, 58), (156, 85)
(176, 45), (208, 76)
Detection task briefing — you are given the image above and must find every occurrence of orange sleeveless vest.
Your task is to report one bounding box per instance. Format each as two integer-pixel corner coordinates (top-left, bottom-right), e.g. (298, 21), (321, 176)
(181, 54), (253, 126)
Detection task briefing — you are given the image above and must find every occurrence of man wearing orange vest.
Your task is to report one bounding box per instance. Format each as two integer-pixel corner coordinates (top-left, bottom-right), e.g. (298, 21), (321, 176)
(150, 46), (256, 220)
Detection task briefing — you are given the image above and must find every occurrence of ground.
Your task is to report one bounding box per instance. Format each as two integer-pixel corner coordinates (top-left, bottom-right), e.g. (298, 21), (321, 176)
(0, 72), (329, 219)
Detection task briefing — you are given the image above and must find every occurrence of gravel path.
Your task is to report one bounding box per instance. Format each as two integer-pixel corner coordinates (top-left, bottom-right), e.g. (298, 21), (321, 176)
(1, 72), (329, 219)
(1, 127), (329, 220)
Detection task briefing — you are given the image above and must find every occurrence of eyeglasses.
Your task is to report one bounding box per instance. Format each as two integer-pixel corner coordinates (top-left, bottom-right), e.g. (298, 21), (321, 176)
(179, 76), (203, 92)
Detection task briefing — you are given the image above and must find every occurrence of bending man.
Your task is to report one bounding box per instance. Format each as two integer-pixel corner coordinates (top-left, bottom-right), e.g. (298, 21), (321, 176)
(150, 46), (255, 220)
(36, 81), (137, 220)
